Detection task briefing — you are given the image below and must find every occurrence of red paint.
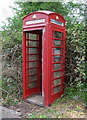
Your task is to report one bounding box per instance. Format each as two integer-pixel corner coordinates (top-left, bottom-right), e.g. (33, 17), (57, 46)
(22, 10), (66, 106)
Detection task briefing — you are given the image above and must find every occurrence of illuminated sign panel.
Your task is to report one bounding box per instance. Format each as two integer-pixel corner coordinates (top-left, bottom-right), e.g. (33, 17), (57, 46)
(51, 19), (64, 26)
(26, 19), (45, 25)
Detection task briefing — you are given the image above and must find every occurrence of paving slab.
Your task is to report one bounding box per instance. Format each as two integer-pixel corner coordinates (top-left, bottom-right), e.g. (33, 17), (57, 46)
(0, 106), (21, 119)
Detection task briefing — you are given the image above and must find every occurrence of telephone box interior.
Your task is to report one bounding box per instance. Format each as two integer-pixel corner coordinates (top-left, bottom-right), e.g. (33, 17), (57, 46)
(22, 11), (66, 106)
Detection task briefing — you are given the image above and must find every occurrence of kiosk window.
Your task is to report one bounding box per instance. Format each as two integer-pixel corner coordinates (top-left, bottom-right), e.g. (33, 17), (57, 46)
(53, 71), (61, 78)
(53, 86), (61, 94)
(29, 82), (37, 88)
(53, 56), (61, 62)
(54, 40), (61, 46)
(29, 62), (37, 68)
(29, 69), (37, 75)
(53, 78), (61, 86)
(29, 41), (38, 47)
(53, 31), (62, 39)
(29, 48), (37, 54)
(53, 48), (61, 54)
(29, 33), (37, 40)
(53, 64), (61, 70)
(29, 55), (37, 61)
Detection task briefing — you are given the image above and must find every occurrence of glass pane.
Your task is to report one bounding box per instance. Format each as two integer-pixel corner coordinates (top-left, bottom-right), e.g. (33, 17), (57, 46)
(26, 76), (29, 82)
(26, 33), (29, 39)
(26, 55), (29, 61)
(53, 71), (61, 78)
(26, 40), (29, 46)
(29, 82), (37, 88)
(29, 55), (37, 61)
(54, 40), (61, 46)
(53, 31), (62, 38)
(29, 62), (37, 68)
(29, 41), (37, 47)
(53, 64), (61, 70)
(26, 62), (29, 67)
(53, 86), (61, 94)
(53, 56), (61, 62)
(29, 48), (37, 54)
(29, 75), (37, 81)
(53, 78), (61, 86)
(26, 48), (29, 54)
(29, 69), (37, 75)
(26, 70), (29, 74)
(29, 33), (37, 40)
(53, 48), (61, 54)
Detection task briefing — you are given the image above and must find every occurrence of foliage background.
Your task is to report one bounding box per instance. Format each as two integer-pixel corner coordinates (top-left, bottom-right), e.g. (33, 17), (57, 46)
(1, 1), (86, 106)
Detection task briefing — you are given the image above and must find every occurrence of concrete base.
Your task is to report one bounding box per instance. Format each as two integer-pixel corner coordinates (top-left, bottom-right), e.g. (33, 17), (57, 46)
(26, 94), (44, 106)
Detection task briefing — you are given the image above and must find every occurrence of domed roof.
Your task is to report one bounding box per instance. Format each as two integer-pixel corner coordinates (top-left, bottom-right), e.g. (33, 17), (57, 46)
(37, 10), (55, 14)
(22, 10), (65, 21)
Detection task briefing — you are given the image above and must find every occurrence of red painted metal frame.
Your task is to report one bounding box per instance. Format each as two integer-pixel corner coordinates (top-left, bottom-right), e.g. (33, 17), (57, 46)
(42, 24), (52, 106)
(22, 30), (26, 99)
(22, 11), (66, 106)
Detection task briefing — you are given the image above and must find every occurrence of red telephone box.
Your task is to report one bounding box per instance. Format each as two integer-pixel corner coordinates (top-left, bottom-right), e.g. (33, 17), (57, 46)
(22, 11), (66, 106)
